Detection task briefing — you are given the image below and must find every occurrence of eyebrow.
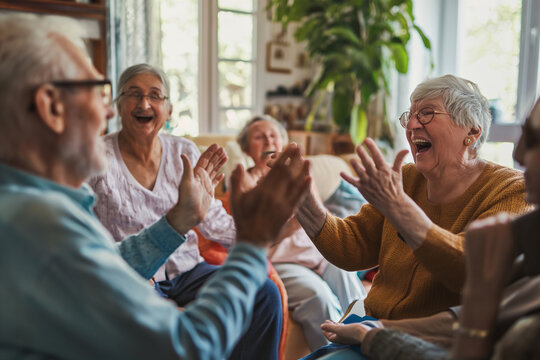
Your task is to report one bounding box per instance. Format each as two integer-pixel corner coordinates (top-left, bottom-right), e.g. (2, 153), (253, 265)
(126, 86), (164, 92)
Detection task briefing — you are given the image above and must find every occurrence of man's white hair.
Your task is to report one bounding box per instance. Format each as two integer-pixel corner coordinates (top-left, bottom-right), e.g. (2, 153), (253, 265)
(0, 13), (87, 160)
(410, 74), (492, 153)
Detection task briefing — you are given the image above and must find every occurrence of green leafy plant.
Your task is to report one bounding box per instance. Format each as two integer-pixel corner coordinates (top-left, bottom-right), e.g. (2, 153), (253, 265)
(267, 0), (431, 146)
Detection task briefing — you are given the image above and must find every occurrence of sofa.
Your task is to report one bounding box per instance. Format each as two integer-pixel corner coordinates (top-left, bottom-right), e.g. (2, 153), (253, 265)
(187, 133), (362, 360)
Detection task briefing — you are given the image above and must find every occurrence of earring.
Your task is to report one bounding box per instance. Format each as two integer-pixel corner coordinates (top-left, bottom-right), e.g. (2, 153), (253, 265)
(464, 137), (473, 146)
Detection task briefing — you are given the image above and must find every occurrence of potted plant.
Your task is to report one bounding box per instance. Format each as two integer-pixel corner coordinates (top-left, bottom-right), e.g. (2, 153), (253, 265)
(267, 0), (431, 147)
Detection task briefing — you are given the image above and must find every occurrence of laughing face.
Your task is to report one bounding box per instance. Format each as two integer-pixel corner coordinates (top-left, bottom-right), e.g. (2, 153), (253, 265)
(406, 96), (472, 177)
(117, 73), (171, 140)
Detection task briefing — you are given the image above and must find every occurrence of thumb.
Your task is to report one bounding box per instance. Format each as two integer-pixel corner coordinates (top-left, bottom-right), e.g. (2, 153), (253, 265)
(392, 149), (409, 173)
(181, 154), (194, 184)
(320, 321), (340, 332)
(229, 164), (245, 207)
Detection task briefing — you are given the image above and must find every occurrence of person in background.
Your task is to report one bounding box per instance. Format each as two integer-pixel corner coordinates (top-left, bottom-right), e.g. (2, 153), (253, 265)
(0, 13), (311, 359)
(311, 96), (540, 360)
(87, 64), (282, 359)
(236, 115), (367, 350)
(295, 75), (530, 323)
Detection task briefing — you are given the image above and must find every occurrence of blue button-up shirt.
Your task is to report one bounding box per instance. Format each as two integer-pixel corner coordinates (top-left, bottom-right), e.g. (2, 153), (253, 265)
(0, 163), (267, 359)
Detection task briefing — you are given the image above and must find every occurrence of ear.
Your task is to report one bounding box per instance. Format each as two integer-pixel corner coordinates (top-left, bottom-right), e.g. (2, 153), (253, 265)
(468, 127), (482, 141)
(168, 102), (173, 118)
(34, 84), (67, 134)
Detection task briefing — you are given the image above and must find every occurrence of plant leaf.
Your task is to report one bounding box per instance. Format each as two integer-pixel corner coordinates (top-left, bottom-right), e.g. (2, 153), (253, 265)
(349, 104), (368, 145)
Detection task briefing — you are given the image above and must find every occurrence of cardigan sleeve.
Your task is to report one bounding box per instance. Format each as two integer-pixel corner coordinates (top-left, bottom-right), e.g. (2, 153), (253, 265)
(312, 203), (385, 271)
(364, 329), (448, 360)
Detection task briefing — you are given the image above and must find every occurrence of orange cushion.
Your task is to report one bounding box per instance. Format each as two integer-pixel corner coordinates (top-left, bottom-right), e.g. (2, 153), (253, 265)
(196, 193), (289, 360)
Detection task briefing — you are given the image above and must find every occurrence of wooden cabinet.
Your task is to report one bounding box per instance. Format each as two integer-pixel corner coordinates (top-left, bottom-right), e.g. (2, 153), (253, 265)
(0, 0), (107, 74)
(287, 130), (355, 155)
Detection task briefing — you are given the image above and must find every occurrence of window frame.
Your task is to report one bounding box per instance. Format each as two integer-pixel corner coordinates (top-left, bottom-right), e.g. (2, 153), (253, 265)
(199, 0), (260, 134)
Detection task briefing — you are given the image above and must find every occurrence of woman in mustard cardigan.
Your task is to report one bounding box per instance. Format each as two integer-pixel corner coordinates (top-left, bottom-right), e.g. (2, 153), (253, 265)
(295, 74), (531, 322)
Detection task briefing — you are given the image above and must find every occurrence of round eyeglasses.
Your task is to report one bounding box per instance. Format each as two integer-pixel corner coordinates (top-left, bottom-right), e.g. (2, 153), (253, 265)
(120, 91), (168, 104)
(399, 107), (451, 128)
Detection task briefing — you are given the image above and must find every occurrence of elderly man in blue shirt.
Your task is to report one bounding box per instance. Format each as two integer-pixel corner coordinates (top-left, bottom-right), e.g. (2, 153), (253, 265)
(0, 13), (311, 360)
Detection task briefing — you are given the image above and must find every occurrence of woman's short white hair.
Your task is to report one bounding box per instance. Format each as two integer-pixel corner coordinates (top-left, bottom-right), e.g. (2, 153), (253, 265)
(410, 74), (492, 151)
(237, 115), (289, 152)
(0, 13), (86, 158)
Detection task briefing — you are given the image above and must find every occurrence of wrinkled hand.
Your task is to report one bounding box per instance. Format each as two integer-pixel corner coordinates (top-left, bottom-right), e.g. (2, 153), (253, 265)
(321, 320), (370, 344)
(166, 144), (227, 235)
(341, 138), (409, 213)
(463, 213), (517, 299)
(230, 144), (311, 248)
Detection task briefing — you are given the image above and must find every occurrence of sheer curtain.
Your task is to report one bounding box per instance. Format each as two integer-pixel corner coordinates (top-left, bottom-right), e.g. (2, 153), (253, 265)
(108, 0), (163, 131)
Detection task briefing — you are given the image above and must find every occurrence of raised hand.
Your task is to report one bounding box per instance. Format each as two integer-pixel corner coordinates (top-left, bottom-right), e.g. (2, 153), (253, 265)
(195, 143), (227, 187)
(341, 137), (409, 212)
(462, 213), (517, 301)
(166, 144), (227, 235)
(229, 144), (311, 248)
(452, 213), (517, 360)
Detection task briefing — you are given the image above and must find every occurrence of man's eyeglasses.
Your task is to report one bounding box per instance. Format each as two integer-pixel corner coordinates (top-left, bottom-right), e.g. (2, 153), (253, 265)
(52, 79), (112, 107)
(399, 107), (451, 128)
(119, 91), (168, 104)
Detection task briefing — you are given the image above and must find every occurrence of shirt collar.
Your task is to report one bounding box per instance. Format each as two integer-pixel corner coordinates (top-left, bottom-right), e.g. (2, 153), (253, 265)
(0, 162), (96, 211)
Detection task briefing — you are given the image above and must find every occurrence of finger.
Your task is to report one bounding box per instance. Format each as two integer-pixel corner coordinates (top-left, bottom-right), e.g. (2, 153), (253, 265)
(208, 156), (227, 182)
(355, 144), (376, 175)
(363, 138), (386, 169)
(202, 145), (225, 175)
(197, 143), (218, 170)
(350, 158), (367, 180)
(341, 172), (361, 189)
(213, 173), (225, 187)
(320, 322), (340, 332)
(274, 143), (300, 167)
(229, 164), (245, 213)
(392, 149), (409, 173)
(180, 154), (194, 184)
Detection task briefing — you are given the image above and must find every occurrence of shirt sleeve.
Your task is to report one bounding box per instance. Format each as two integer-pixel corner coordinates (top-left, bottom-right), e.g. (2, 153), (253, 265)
(364, 329), (448, 360)
(196, 197), (236, 248)
(116, 216), (186, 279)
(38, 225), (267, 360)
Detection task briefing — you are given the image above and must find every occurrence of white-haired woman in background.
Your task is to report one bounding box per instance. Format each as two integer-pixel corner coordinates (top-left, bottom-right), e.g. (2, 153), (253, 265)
(236, 115), (367, 350)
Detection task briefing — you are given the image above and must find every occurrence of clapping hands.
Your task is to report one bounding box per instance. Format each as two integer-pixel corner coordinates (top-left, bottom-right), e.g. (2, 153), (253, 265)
(166, 144), (227, 235)
(229, 144), (311, 248)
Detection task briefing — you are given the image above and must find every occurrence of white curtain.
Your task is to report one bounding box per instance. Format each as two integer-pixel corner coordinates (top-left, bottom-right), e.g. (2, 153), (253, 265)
(108, 0), (163, 131)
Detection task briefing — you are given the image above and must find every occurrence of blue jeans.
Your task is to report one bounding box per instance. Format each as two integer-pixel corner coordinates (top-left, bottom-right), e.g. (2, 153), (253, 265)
(158, 261), (282, 360)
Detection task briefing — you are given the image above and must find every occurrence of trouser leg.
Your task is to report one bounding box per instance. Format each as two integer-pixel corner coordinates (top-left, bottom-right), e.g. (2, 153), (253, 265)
(275, 263), (342, 350)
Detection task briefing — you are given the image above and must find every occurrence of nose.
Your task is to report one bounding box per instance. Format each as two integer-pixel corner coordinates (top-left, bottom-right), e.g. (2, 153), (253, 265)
(406, 113), (423, 130)
(137, 95), (152, 109)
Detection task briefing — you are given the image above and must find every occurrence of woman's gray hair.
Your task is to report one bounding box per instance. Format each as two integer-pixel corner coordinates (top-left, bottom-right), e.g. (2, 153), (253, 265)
(0, 14), (86, 159)
(237, 115), (289, 152)
(115, 63), (171, 109)
(410, 74), (492, 151)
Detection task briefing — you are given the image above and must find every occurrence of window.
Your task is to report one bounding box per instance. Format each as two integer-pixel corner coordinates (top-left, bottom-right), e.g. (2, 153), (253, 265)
(456, 0), (540, 166)
(160, 0), (258, 136)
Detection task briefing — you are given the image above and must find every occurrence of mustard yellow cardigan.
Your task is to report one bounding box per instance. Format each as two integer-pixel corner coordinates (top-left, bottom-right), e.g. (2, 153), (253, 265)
(313, 162), (531, 320)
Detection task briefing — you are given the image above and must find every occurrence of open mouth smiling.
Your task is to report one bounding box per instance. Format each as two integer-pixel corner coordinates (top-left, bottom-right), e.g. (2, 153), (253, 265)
(134, 115), (153, 123)
(412, 139), (432, 153)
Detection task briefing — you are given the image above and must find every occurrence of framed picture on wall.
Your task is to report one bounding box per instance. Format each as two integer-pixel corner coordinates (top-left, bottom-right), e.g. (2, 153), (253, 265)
(266, 41), (292, 74)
